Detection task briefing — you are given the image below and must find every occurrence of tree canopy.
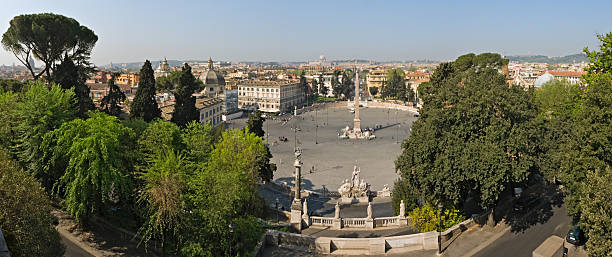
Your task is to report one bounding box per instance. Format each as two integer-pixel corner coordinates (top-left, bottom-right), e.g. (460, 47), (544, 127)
(383, 68), (406, 100)
(247, 110), (265, 138)
(13, 81), (76, 188)
(171, 63), (200, 127)
(1, 13), (97, 80)
(0, 149), (65, 257)
(101, 75), (126, 118)
(46, 111), (134, 222)
(394, 53), (536, 213)
(53, 54), (95, 118)
(131, 60), (161, 122)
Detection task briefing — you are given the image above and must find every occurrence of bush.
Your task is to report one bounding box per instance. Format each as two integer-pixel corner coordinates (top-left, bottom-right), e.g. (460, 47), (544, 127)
(0, 149), (65, 257)
(409, 204), (465, 233)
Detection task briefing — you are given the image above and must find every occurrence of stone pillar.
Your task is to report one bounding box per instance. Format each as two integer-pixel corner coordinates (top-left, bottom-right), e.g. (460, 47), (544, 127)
(399, 200), (409, 226)
(366, 202), (374, 229)
(290, 156), (303, 231)
(333, 202), (342, 229)
(302, 199), (310, 226)
(353, 68), (361, 131)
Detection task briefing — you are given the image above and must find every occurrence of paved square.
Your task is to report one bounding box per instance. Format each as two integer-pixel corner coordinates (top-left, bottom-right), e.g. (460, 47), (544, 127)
(255, 104), (417, 192)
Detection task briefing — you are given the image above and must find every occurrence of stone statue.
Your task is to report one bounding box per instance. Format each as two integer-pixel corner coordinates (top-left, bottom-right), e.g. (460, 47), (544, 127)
(303, 199), (308, 216)
(399, 200), (405, 217)
(338, 165), (370, 203)
(334, 202), (340, 219)
(367, 202), (372, 219)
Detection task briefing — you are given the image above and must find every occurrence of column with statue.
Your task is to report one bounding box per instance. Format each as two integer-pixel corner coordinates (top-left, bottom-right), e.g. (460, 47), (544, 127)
(290, 149), (303, 231)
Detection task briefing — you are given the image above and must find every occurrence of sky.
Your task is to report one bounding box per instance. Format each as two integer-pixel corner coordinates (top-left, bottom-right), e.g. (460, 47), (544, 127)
(0, 0), (611, 66)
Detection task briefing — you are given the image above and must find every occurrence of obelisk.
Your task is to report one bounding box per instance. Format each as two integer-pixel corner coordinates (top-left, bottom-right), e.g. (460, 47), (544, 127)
(353, 68), (361, 131)
(290, 150), (303, 231)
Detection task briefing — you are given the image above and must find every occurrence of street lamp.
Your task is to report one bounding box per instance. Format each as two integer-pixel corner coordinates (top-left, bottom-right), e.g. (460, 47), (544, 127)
(315, 105), (318, 144)
(228, 222), (235, 256)
(438, 202), (443, 255)
(275, 198), (279, 223)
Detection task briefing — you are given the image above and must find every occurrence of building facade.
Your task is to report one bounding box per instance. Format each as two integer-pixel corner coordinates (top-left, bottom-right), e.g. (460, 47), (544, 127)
(197, 97), (224, 126)
(366, 69), (387, 96)
(115, 73), (140, 86)
(238, 80), (305, 113)
(221, 89), (239, 114)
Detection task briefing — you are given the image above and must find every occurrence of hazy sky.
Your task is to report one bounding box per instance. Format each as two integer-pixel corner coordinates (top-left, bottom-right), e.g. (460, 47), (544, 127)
(1, 0), (611, 66)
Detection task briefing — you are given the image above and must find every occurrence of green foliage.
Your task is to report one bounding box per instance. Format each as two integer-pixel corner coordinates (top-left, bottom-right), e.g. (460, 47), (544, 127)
(1, 13), (97, 80)
(391, 178), (419, 215)
(171, 63), (199, 127)
(131, 60), (161, 122)
(0, 149), (65, 257)
(101, 76), (126, 117)
(583, 32), (612, 79)
(578, 167), (612, 257)
(383, 68), (406, 100)
(409, 204), (465, 233)
(368, 86), (379, 97)
(53, 54), (95, 118)
(138, 119), (184, 159)
(0, 92), (19, 151)
(155, 70), (182, 93)
(394, 53), (537, 211)
(14, 81), (76, 188)
(533, 79), (582, 181)
(137, 149), (187, 254)
(318, 74), (328, 96)
(0, 79), (26, 93)
(247, 110), (265, 138)
(181, 129), (267, 256)
(559, 73), (612, 225)
(181, 121), (217, 163)
(48, 112), (134, 222)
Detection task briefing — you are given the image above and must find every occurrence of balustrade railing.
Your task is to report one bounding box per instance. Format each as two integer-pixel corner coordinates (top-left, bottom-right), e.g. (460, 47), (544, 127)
(374, 216), (399, 227)
(310, 217), (334, 227)
(343, 218), (367, 228)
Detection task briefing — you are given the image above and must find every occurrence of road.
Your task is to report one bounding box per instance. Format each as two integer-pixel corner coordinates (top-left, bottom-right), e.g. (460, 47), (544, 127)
(472, 204), (571, 257)
(60, 234), (94, 257)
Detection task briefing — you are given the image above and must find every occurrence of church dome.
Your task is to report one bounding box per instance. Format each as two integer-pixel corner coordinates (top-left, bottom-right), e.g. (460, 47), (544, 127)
(198, 58), (225, 85)
(534, 71), (554, 88)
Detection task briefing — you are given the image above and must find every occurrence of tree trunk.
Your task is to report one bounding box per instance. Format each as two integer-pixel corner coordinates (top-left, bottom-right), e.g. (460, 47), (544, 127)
(487, 207), (496, 227)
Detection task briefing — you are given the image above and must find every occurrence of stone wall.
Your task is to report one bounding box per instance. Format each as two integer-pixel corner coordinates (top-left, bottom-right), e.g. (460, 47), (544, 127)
(315, 231), (439, 255)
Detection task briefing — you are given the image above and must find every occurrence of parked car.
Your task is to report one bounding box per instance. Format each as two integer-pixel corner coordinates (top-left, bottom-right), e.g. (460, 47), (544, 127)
(566, 225), (584, 245)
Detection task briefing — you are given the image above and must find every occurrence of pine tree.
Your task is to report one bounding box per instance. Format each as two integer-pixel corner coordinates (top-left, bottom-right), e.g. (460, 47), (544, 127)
(171, 63), (199, 127)
(247, 110), (265, 138)
(131, 60), (161, 122)
(53, 54), (95, 118)
(101, 75), (126, 117)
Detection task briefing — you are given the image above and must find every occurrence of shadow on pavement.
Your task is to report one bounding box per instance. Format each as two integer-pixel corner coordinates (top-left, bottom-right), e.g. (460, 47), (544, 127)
(501, 183), (564, 233)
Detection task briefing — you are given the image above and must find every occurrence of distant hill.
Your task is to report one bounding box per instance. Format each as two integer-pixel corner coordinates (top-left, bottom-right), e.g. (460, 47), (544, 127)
(506, 54), (587, 64)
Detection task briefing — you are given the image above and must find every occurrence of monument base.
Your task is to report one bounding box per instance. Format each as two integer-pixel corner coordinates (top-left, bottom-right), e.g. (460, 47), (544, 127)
(290, 199), (303, 231)
(340, 196), (370, 204)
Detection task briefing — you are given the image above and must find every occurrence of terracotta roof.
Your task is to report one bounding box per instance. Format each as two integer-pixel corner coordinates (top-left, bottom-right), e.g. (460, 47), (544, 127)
(544, 70), (586, 77)
(405, 71), (429, 78)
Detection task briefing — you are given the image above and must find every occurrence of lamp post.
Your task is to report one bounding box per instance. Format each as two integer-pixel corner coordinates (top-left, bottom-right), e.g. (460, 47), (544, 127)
(438, 203), (443, 255)
(275, 198), (279, 223)
(229, 222), (235, 256)
(315, 105), (318, 144)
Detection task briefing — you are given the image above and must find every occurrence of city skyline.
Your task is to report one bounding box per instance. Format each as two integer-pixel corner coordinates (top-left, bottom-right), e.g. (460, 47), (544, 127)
(1, 0), (611, 66)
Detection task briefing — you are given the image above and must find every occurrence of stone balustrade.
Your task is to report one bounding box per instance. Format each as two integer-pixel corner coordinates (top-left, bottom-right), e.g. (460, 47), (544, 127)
(310, 216), (334, 227)
(307, 215), (408, 230)
(342, 218), (367, 228)
(374, 216), (400, 227)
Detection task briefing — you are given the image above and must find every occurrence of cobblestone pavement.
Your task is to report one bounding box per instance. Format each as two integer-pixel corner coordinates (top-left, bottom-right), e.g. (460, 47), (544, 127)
(229, 105), (417, 192)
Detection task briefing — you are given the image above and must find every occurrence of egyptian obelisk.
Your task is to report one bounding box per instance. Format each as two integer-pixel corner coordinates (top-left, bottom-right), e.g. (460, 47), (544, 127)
(353, 68), (361, 131)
